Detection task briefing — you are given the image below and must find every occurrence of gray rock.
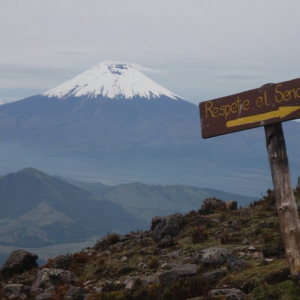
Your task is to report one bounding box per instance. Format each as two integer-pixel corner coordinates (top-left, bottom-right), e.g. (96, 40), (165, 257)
(159, 235), (173, 247)
(161, 263), (172, 269)
(251, 251), (264, 259)
(35, 293), (52, 300)
(124, 277), (135, 290)
(159, 264), (199, 285)
(152, 214), (183, 241)
(242, 239), (250, 245)
(31, 268), (79, 292)
(108, 242), (124, 252)
(142, 274), (159, 285)
(196, 247), (246, 272)
(53, 254), (73, 270)
(161, 250), (180, 259)
(226, 255), (247, 272)
(197, 247), (232, 267)
(3, 284), (30, 299)
(199, 198), (226, 215)
(208, 288), (246, 300)
(0, 250), (38, 279)
(45, 286), (55, 293)
(203, 269), (227, 283)
(65, 286), (87, 300)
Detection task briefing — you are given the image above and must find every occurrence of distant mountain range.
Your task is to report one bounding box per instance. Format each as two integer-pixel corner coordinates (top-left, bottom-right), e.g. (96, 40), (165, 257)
(63, 179), (256, 222)
(0, 61), (299, 196)
(0, 168), (147, 247)
(0, 167), (255, 248)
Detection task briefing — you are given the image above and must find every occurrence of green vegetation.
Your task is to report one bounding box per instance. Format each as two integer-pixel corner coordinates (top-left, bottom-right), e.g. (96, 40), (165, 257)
(2, 189), (300, 299)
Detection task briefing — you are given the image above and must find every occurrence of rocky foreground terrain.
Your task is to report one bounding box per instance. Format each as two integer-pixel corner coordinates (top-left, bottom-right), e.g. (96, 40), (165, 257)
(0, 191), (299, 300)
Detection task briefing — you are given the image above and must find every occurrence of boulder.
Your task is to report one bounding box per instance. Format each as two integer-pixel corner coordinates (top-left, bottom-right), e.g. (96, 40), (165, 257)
(142, 274), (159, 285)
(159, 235), (173, 247)
(0, 250), (38, 279)
(31, 268), (79, 292)
(195, 247), (246, 272)
(199, 198), (226, 215)
(65, 286), (87, 300)
(203, 269), (227, 283)
(207, 288), (246, 300)
(197, 247), (232, 267)
(124, 277), (135, 290)
(3, 284), (30, 299)
(53, 254), (73, 269)
(159, 264), (199, 285)
(152, 213), (184, 241)
(35, 293), (52, 300)
(226, 200), (238, 210)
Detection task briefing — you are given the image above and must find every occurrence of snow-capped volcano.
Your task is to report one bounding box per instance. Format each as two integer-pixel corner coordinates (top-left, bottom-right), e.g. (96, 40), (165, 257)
(43, 61), (181, 100)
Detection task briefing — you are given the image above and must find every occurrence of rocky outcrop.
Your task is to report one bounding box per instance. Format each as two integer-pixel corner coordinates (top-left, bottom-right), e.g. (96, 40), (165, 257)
(31, 268), (79, 293)
(52, 254), (73, 269)
(3, 284), (30, 299)
(195, 247), (246, 272)
(35, 293), (52, 300)
(207, 288), (246, 299)
(159, 264), (199, 285)
(65, 286), (87, 300)
(0, 250), (38, 279)
(0, 196), (294, 300)
(196, 247), (232, 267)
(152, 213), (184, 241)
(198, 198), (226, 215)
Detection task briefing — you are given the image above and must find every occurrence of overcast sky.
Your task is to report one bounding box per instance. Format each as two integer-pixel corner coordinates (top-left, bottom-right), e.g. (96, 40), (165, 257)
(1, 0), (300, 105)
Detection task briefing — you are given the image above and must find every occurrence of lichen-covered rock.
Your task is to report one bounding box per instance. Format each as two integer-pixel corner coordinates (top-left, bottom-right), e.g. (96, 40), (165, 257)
(199, 198), (226, 215)
(0, 250), (38, 279)
(31, 268), (79, 292)
(159, 264), (199, 285)
(3, 284), (30, 299)
(207, 288), (246, 299)
(152, 213), (184, 241)
(195, 247), (246, 272)
(196, 247), (232, 267)
(53, 254), (73, 269)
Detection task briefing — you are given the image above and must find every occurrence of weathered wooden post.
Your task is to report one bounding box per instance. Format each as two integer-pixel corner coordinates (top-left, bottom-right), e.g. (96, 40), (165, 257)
(199, 78), (300, 278)
(265, 122), (300, 279)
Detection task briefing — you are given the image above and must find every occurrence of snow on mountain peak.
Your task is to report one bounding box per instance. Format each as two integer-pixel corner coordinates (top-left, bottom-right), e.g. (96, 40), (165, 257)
(42, 61), (180, 100)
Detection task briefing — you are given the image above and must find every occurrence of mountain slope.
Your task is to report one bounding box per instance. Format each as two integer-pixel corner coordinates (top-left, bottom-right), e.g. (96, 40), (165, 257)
(43, 61), (180, 100)
(0, 61), (299, 196)
(64, 181), (256, 222)
(0, 168), (147, 247)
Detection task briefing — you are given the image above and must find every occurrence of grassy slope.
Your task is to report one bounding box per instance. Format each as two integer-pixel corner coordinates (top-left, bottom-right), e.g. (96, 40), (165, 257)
(2, 190), (300, 299)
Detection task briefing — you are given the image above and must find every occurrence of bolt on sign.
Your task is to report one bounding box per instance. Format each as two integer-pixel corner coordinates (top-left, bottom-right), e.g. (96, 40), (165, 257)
(199, 78), (300, 138)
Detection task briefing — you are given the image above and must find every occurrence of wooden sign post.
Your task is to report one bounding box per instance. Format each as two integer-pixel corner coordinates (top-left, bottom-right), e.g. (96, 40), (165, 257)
(199, 78), (300, 279)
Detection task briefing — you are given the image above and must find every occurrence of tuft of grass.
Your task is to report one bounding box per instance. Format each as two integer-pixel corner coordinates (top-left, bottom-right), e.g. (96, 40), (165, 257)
(94, 233), (120, 251)
(247, 281), (300, 300)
